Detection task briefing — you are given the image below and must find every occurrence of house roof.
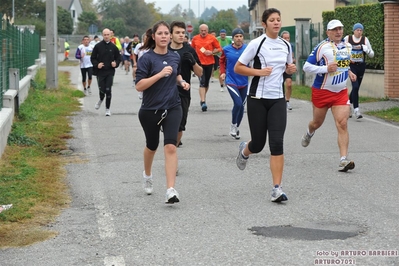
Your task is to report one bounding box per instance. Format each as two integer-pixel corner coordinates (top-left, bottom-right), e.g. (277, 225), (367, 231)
(57, 0), (72, 10)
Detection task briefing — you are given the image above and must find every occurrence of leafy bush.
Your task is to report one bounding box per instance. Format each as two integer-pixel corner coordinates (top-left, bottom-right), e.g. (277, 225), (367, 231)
(322, 3), (384, 69)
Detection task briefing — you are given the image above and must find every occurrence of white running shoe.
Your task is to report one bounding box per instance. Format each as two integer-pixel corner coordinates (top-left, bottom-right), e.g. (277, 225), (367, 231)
(138, 91), (143, 100)
(235, 129), (240, 140)
(105, 109), (111, 116)
(165, 187), (180, 204)
(354, 110), (363, 119)
(271, 185), (288, 202)
(236, 142), (248, 170)
(95, 100), (103, 110)
(143, 171), (153, 195)
(229, 124), (237, 138)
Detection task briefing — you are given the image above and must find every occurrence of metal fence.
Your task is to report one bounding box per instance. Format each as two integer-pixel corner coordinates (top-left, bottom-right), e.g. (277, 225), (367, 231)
(296, 22), (325, 84)
(1, 14), (40, 110)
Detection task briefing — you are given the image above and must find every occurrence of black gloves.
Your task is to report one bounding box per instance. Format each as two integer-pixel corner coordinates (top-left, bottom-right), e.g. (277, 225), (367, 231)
(182, 52), (196, 66)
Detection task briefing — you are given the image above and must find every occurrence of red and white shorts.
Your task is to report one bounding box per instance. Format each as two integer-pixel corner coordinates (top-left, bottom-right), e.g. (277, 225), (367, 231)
(311, 87), (349, 108)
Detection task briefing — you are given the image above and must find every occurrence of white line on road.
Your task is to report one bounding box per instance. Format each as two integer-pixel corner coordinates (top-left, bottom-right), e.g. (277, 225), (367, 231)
(104, 255), (126, 266)
(82, 119), (116, 239)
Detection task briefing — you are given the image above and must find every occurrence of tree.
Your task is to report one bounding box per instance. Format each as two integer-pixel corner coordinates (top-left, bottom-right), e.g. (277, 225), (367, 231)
(235, 5), (249, 24)
(200, 7), (218, 21)
(206, 9), (238, 34)
(146, 2), (163, 24)
(16, 17), (46, 36)
(76, 11), (98, 34)
(97, 0), (154, 37)
(81, 0), (96, 13)
(168, 4), (183, 17)
(57, 7), (73, 34)
(0, 0), (45, 19)
(102, 18), (125, 36)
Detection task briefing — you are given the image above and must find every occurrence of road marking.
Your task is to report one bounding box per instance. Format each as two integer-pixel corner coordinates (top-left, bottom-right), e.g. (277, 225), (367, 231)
(363, 116), (399, 129)
(93, 191), (117, 239)
(81, 119), (97, 161)
(104, 256), (126, 266)
(82, 119), (116, 239)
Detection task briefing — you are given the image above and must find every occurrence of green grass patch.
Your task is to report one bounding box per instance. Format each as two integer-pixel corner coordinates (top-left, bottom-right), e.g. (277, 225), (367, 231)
(0, 68), (84, 247)
(291, 85), (312, 101)
(366, 107), (399, 123)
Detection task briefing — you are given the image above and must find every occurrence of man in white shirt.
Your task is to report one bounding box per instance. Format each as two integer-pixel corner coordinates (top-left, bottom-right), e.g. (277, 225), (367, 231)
(301, 20), (357, 172)
(77, 36), (94, 95)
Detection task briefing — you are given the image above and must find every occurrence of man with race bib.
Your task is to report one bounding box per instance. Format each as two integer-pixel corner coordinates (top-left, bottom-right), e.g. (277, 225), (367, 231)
(301, 20), (357, 173)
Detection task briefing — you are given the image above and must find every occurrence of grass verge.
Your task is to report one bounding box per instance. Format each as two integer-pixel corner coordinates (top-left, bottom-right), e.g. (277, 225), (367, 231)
(366, 107), (399, 123)
(0, 68), (84, 248)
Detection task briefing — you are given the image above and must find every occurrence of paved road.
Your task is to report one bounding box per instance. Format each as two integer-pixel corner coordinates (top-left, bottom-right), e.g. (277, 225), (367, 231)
(2, 65), (399, 266)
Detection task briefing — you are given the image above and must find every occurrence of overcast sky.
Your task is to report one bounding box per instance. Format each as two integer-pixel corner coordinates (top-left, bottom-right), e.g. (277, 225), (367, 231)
(145, 0), (247, 17)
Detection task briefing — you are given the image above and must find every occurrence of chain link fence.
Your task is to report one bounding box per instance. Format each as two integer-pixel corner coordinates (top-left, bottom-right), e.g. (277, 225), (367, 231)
(1, 14), (40, 110)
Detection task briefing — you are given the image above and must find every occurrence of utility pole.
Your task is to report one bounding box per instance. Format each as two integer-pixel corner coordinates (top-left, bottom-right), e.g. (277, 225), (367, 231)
(46, 0), (58, 88)
(198, 0), (200, 18)
(12, 0), (14, 19)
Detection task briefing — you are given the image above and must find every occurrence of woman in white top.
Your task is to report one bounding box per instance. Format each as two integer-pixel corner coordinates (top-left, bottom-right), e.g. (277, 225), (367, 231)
(234, 8), (296, 203)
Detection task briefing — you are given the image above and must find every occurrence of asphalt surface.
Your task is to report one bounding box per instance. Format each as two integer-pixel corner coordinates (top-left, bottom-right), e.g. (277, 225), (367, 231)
(1, 64), (399, 266)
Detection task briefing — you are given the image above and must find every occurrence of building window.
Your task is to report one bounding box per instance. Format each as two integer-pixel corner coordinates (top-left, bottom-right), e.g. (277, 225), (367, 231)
(72, 10), (75, 18)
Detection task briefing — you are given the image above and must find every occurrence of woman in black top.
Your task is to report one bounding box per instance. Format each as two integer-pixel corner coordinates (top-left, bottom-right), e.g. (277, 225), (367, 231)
(136, 21), (190, 204)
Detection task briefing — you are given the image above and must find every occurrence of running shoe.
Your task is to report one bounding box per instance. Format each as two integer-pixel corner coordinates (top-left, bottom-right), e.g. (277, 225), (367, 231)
(229, 124), (237, 139)
(286, 101), (292, 110)
(236, 141), (248, 170)
(95, 100), (103, 110)
(105, 109), (111, 116)
(143, 171), (153, 195)
(201, 102), (207, 112)
(271, 185), (288, 202)
(165, 187), (179, 204)
(338, 158), (355, 172)
(354, 110), (363, 119)
(235, 129), (240, 140)
(301, 131), (313, 147)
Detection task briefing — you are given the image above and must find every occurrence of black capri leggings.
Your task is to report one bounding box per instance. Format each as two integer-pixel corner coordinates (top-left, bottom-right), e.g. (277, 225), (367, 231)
(199, 64), (214, 88)
(81, 67), (93, 82)
(139, 105), (182, 151)
(247, 97), (287, 156)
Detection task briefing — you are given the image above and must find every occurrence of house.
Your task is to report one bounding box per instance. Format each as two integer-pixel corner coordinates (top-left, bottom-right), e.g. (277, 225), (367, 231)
(56, 0), (83, 32)
(248, 0), (350, 37)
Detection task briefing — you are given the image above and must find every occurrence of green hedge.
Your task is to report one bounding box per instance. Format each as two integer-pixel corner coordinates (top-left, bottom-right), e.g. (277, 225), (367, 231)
(322, 3), (384, 70)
